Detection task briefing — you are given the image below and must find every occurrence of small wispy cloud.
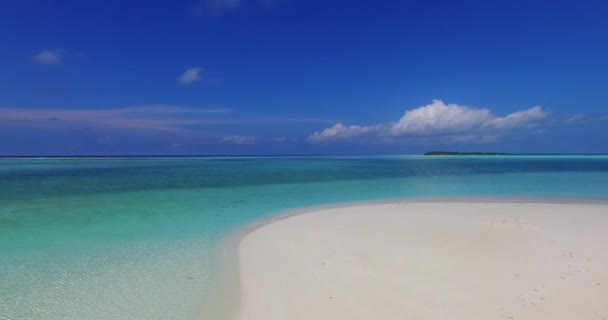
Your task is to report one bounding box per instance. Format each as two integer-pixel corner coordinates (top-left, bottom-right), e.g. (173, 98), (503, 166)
(32, 49), (64, 65)
(191, 0), (277, 16)
(308, 99), (549, 144)
(563, 114), (585, 125)
(220, 135), (256, 144)
(178, 67), (203, 85)
(545, 113), (608, 127)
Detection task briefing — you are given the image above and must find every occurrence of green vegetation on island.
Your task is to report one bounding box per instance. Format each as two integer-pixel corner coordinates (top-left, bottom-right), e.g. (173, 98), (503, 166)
(424, 151), (511, 156)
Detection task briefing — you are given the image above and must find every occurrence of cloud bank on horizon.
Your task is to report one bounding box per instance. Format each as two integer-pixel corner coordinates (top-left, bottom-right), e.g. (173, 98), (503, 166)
(308, 100), (549, 144)
(0, 105), (336, 153)
(0, 99), (603, 155)
(0, 105), (230, 133)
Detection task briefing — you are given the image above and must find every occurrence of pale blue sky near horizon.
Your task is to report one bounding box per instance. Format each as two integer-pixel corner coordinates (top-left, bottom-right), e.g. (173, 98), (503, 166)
(1, 0), (607, 155)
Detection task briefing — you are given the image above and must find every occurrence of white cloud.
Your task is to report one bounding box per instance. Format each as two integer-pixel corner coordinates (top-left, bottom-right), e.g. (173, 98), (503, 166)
(308, 99), (548, 144)
(308, 123), (375, 143)
(220, 135), (256, 144)
(178, 67), (203, 85)
(32, 49), (64, 65)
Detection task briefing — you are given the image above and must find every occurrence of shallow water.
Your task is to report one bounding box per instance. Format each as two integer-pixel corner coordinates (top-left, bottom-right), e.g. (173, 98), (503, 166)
(1, 155), (608, 319)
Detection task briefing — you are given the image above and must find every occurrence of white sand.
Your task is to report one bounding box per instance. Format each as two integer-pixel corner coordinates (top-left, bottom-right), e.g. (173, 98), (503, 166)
(237, 201), (608, 320)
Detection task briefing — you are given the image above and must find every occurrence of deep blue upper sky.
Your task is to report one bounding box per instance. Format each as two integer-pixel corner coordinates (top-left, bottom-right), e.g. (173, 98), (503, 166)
(1, 0), (607, 155)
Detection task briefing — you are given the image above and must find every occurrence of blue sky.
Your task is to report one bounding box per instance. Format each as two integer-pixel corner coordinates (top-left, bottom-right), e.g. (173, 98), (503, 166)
(1, 0), (607, 155)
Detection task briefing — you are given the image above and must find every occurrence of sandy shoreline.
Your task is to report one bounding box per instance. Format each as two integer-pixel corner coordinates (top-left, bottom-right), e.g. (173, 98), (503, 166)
(235, 200), (608, 320)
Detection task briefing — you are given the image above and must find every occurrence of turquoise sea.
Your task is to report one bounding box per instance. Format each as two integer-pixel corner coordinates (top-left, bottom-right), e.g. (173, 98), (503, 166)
(2, 155), (608, 319)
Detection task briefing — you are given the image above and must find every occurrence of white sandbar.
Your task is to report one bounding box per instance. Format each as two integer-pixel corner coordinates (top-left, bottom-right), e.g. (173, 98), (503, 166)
(237, 201), (608, 320)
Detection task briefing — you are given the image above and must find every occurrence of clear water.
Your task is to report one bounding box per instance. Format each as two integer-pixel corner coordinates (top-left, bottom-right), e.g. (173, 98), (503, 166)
(1, 155), (608, 319)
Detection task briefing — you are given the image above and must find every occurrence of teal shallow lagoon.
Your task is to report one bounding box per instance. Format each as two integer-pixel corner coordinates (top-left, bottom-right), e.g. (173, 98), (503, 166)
(1, 156), (608, 319)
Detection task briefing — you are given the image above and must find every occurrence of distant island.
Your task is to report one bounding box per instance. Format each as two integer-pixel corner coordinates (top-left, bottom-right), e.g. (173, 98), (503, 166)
(424, 151), (511, 156)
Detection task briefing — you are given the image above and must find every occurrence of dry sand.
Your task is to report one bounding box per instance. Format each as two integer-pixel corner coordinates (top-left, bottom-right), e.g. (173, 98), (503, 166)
(237, 201), (608, 320)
